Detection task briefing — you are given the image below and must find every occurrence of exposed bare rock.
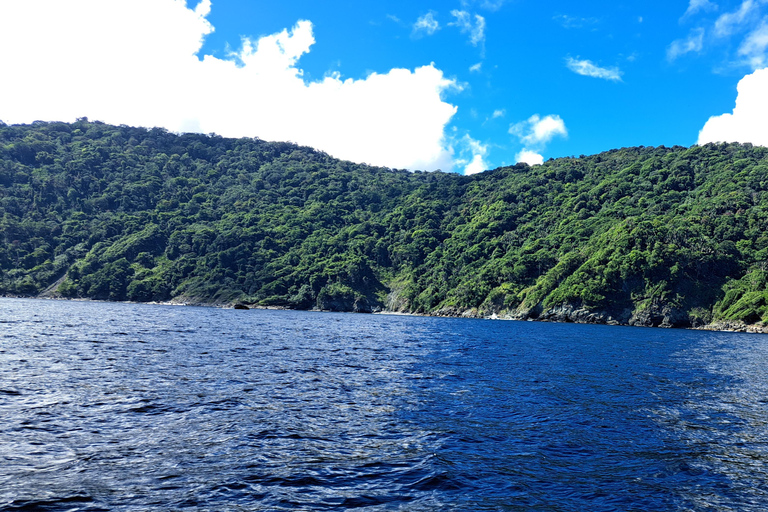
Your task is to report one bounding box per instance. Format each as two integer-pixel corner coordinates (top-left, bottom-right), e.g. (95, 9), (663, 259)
(628, 304), (690, 328)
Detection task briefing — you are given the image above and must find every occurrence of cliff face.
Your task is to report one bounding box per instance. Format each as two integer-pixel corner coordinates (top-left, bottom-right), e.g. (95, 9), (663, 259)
(2, 120), (768, 330)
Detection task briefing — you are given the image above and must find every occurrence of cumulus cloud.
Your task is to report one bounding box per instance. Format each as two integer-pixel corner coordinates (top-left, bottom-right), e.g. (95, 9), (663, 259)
(667, 28), (706, 61)
(509, 114), (567, 165)
(698, 67), (768, 147)
(491, 109), (505, 119)
(450, 10), (486, 49)
(413, 11), (440, 36)
(514, 149), (545, 166)
(510, 114), (568, 146)
(453, 135), (490, 175)
(565, 57), (623, 81)
(0, 0), (461, 171)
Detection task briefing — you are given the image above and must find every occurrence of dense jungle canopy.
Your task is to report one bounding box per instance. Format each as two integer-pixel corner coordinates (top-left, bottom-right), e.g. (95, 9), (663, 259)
(2, 119), (768, 328)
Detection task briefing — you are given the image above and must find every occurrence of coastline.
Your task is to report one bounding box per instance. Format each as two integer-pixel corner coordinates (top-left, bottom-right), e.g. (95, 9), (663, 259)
(4, 294), (767, 335)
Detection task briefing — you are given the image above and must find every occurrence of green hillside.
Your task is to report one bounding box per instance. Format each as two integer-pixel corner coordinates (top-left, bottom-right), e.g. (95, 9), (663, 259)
(2, 119), (768, 329)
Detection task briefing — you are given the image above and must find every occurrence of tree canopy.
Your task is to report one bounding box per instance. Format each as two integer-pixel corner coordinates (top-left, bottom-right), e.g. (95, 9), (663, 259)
(2, 119), (768, 328)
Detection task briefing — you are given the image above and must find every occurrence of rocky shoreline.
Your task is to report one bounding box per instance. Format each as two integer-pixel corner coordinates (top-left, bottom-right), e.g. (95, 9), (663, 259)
(424, 303), (768, 334)
(5, 293), (767, 334)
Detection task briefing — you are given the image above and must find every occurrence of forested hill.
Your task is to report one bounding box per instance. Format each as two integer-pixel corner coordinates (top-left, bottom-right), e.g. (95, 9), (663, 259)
(2, 119), (768, 330)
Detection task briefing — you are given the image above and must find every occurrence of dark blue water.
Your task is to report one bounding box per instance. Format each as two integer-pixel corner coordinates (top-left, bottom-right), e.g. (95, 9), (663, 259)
(2, 298), (768, 511)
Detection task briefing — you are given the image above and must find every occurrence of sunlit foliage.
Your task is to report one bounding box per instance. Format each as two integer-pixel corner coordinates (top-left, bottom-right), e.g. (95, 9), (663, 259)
(2, 119), (767, 326)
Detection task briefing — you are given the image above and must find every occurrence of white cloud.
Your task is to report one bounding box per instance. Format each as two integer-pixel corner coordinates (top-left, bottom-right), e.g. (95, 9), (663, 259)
(565, 57), (623, 81)
(0, 0), (214, 129)
(0, 0), (462, 172)
(450, 10), (486, 48)
(413, 11), (440, 36)
(455, 135), (490, 175)
(509, 114), (567, 165)
(667, 28), (706, 60)
(514, 149), (544, 166)
(492, 109), (506, 119)
(738, 18), (768, 67)
(698, 67), (768, 146)
(510, 114), (568, 146)
(714, 0), (760, 37)
(683, 0), (718, 19)
(469, 62), (483, 72)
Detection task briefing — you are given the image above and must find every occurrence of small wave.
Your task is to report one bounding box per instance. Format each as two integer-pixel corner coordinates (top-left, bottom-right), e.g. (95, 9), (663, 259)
(336, 494), (414, 508)
(3, 494), (103, 512)
(406, 472), (465, 492)
(244, 473), (327, 487)
(123, 402), (178, 415)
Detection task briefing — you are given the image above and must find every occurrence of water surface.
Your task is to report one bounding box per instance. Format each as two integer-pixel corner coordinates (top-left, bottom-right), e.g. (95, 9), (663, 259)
(1, 298), (767, 510)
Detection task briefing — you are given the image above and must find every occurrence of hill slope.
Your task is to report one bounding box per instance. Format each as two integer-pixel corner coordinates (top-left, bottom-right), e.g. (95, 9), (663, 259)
(2, 119), (768, 330)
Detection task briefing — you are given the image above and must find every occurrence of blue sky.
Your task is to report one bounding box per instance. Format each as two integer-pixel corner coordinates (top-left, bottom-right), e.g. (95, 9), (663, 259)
(1, 0), (766, 173)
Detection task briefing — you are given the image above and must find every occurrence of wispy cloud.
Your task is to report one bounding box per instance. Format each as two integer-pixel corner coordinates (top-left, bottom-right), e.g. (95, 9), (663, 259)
(450, 10), (486, 50)
(469, 62), (482, 73)
(492, 109), (505, 119)
(413, 11), (439, 36)
(667, 28), (706, 61)
(682, 0), (718, 20)
(479, 0), (506, 11)
(670, 0), (768, 68)
(738, 17), (768, 67)
(510, 114), (568, 165)
(714, 0), (760, 37)
(0, 1), (463, 172)
(461, 0), (507, 12)
(565, 57), (623, 81)
(553, 14), (599, 29)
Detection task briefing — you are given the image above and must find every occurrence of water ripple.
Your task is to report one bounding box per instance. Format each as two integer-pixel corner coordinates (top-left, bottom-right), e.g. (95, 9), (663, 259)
(2, 298), (768, 510)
